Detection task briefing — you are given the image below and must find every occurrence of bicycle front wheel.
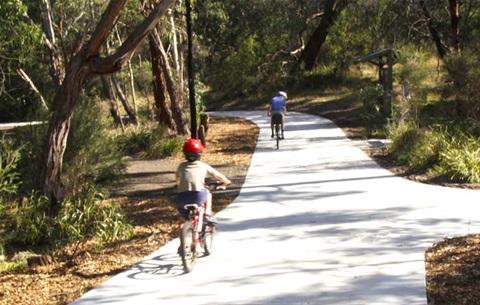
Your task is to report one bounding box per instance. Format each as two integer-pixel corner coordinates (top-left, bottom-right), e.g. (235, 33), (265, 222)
(202, 224), (215, 256)
(180, 221), (196, 273)
(275, 124), (280, 149)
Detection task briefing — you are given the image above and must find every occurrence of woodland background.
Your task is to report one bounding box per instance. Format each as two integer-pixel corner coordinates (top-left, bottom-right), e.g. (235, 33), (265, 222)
(1, 1), (480, 303)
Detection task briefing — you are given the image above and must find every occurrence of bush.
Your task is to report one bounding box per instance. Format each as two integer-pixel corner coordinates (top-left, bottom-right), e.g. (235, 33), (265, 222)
(11, 187), (133, 248)
(117, 124), (183, 159)
(0, 138), (23, 252)
(434, 131), (480, 183)
(444, 52), (480, 124)
(387, 122), (445, 172)
(14, 192), (54, 246)
(0, 137), (22, 199)
(357, 84), (387, 136)
(57, 186), (133, 245)
(63, 98), (127, 193)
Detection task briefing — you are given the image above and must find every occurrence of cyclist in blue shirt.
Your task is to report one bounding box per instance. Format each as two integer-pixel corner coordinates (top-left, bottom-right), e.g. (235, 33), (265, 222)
(267, 91), (288, 139)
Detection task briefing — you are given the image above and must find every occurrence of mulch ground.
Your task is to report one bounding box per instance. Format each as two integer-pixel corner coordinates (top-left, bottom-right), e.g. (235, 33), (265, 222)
(1, 115), (479, 305)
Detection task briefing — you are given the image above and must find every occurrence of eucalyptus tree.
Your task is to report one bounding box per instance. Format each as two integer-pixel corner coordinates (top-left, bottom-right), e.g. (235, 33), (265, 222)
(36, 0), (177, 213)
(297, 0), (349, 71)
(146, 0), (189, 134)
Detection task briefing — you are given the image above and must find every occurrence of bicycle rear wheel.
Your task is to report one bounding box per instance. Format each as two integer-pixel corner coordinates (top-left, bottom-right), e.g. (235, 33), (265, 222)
(275, 123), (280, 149)
(180, 221), (196, 273)
(202, 224), (215, 256)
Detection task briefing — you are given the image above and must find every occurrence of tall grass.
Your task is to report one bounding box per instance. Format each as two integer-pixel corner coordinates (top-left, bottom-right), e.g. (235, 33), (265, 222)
(116, 124), (183, 159)
(434, 130), (480, 183)
(387, 120), (480, 182)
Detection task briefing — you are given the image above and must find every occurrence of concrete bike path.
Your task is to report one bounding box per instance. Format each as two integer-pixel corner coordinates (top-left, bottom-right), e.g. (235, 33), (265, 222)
(71, 111), (480, 305)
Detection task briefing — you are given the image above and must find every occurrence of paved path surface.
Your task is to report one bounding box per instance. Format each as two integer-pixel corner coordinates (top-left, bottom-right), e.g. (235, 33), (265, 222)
(71, 111), (480, 305)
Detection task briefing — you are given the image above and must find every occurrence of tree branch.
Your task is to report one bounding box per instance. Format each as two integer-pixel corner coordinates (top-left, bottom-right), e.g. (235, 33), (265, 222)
(17, 69), (49, 110)
(89, 0), (177, 74)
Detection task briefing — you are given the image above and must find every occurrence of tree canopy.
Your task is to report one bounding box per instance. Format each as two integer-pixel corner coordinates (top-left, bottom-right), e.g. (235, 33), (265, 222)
(1, 0), (480, 204)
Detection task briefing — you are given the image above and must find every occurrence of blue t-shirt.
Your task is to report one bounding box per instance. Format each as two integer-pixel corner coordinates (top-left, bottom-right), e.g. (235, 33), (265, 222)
(270, 96), (286, 112)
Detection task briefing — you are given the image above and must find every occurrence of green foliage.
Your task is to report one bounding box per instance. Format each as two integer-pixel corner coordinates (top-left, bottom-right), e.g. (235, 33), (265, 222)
(387, 122), (445, 172)
(326, 7), (371, 77)
(57, 186), (133, 244)
(0, 0), (44, 121)
(209, 34), (264, 95)
(0, 138), (21, 199)
(434, 131), (480, 183)
(391, 48), (432, 126)
(117, 124), (183, 159)
(357, 84), (387, 136)
(10, 186), (133, 249)
(0, 0), (42, 63)
(12, 120), (48, 194)
(63, 98), (127, 192)
(388, 120), (480, 182)
(0, 138), (23, 255)
(387, 121), (423, 164)
(443, 52), (480, 124)
(0, 257), (27, 273)
(14, 192), (54, 246)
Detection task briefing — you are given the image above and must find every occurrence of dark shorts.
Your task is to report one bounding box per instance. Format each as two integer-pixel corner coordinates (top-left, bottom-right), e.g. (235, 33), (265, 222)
(176, 189), (208, 219)
(271, 112), (283, 124)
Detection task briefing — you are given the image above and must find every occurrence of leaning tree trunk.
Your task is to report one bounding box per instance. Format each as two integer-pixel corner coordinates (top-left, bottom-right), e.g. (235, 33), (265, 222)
(111, 73), (138, 125)
(151, 26), (189, 135)
(298, 0), (347, 71)
(149, 33), (177, 130)
(419, 0), (449, 59)
(36, 0), (177, 211)
(449, 0), (461, 54)
(37, 54), (91, 215)
(100, 75), (123, 127)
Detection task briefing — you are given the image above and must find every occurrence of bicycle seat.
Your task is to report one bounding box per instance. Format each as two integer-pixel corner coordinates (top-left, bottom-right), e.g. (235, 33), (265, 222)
(183, 203), (200, 210)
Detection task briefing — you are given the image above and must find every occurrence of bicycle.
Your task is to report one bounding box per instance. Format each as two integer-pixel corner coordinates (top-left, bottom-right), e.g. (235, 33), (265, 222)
(271, 113), (283, 149)
(178, 181), (225, 273)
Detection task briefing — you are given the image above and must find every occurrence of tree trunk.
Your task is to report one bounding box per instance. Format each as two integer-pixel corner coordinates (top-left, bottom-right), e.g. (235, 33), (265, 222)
(151, 26), (189, 135)
(111, 73), (138, 125)
(128, 61), (138, 113)
(41, 0), (65, 86)
(100, 75), (123, 128)
(419, 0), (449, 59)
(149, 33), (177, 130)
(37, 54), (91, 213)
(36, 0), (177, 210)
(449, 0), (461, 54)
(298, 0), (347, 71)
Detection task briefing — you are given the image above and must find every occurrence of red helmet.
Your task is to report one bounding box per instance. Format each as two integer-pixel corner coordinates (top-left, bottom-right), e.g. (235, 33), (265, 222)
(183, 138), (204, 161)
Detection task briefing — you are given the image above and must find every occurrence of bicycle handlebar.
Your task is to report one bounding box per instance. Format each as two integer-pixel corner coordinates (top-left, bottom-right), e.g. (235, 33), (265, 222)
(207, 180), (227, 190)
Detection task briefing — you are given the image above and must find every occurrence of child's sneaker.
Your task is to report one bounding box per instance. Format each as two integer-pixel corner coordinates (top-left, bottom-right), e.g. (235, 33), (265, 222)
(205, 214), (218, 224)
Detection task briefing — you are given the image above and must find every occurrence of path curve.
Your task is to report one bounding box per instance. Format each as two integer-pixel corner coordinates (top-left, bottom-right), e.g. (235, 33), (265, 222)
(71, 111), (480, 305)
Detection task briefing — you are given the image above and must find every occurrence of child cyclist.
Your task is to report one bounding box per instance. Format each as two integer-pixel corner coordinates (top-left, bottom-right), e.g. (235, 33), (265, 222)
(175, 138), (231, 236)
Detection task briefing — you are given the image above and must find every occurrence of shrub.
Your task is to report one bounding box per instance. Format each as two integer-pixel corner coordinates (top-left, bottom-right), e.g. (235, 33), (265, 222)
(444, 52), (480, 124)
(12, 186), (133, 248)
(14, 192), (54, 246)
(57, 186), (133, 245)
(118, 124), (183, 159)
(0, 137), (22, 199)
(357, 84), (387, 136)
(63, 98), (127, 193)
(387, 122), (445, 172)
(434, 131), (480, 183)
